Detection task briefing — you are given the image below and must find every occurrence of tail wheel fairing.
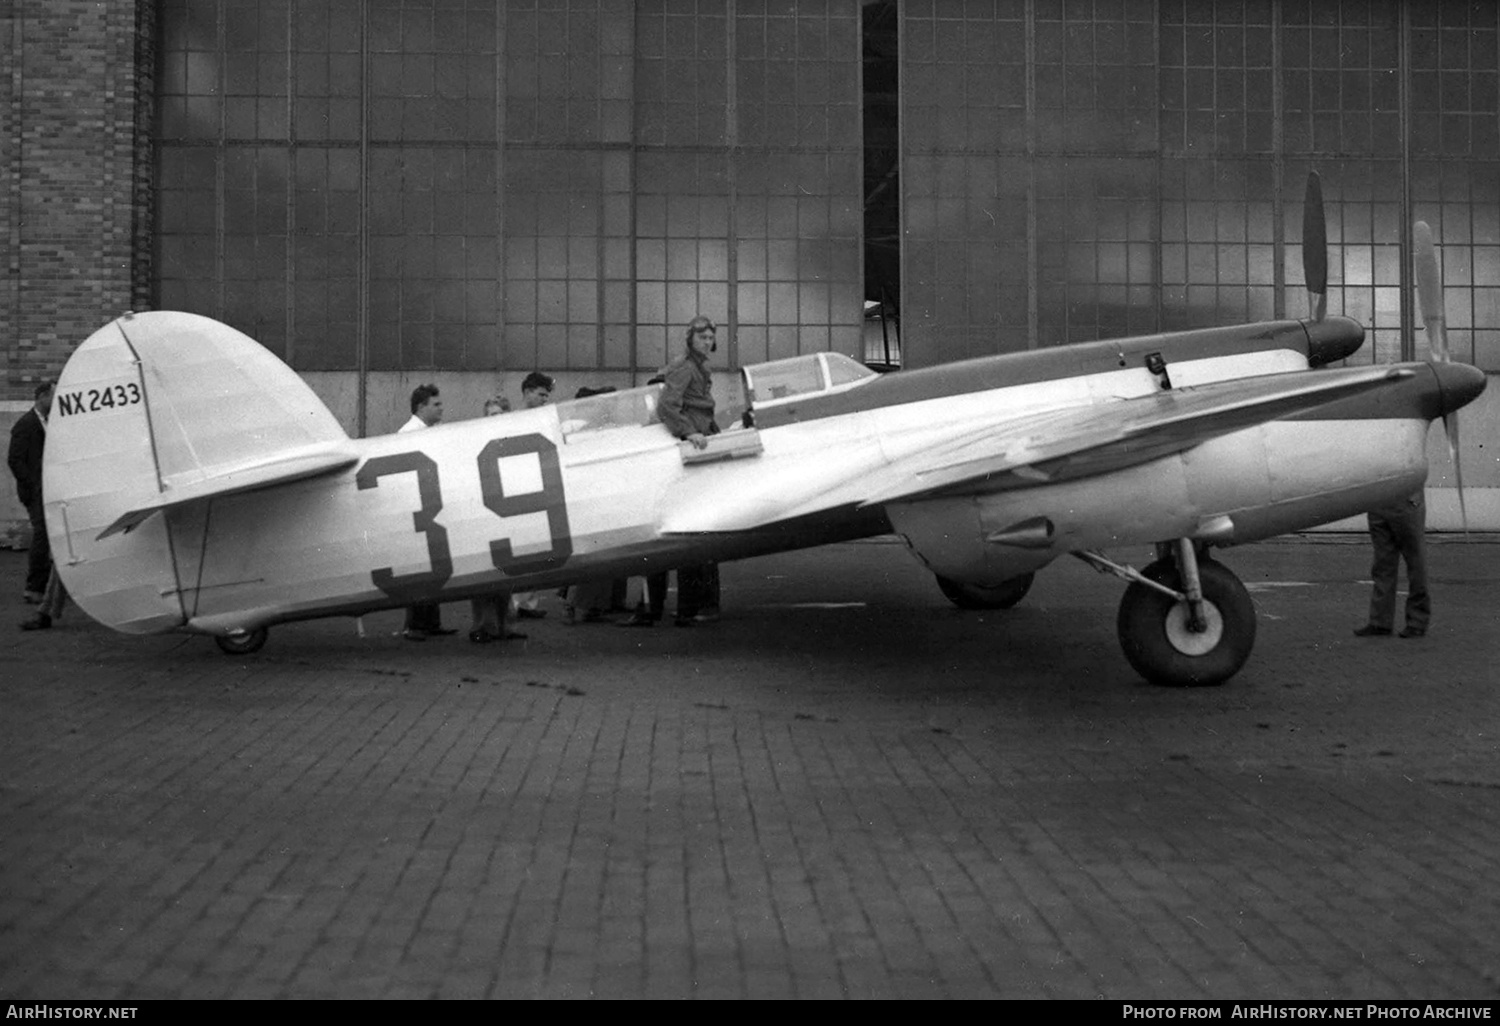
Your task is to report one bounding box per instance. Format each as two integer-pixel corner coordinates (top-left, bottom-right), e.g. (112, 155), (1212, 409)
(1116, 558), (1255, 687)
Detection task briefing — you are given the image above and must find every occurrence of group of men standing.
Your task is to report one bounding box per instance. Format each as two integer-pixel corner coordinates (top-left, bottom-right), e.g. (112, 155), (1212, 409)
(396, 371), (556, 642)
(395, 316), (727, 643)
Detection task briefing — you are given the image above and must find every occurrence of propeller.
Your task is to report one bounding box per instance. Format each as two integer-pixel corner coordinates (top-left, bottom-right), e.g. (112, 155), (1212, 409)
(1302, 171), (1328, 322)
(1300, 170), (1366, 367)
(1412, 220), (1468, 534)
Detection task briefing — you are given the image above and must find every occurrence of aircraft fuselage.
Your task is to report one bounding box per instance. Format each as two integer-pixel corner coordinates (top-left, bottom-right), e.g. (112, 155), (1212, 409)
(106, 314), (1451, 637)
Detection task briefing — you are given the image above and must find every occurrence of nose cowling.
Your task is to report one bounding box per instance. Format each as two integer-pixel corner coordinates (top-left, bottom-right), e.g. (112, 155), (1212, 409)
(1305, 316), (1366, 367)
(1430, 360), (1487, 418)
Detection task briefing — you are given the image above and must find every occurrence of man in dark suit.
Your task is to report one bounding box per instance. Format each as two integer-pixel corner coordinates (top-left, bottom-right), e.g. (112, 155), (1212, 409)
(8, 381), (54, 603)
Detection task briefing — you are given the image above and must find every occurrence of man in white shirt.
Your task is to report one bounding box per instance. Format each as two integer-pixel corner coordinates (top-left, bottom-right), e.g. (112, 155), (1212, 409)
(400, 383), (443, 434)
(397, 384), (454, 640)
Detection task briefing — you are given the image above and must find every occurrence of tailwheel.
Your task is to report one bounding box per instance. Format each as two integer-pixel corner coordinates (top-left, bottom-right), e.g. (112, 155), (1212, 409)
(936, 572), (1034, 610)
(1116, 557), (1255, 687)
(215, 627), (268, 656)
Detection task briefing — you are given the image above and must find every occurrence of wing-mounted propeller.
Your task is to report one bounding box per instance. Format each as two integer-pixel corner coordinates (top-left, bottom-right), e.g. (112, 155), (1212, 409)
(1303, 170), (1328, 323)
(1413, 220), (1470, 533)
(1300, 170), (1365, 366)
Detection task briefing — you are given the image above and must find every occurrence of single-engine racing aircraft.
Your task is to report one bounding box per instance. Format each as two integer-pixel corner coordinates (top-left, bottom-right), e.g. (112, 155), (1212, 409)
(41, 176), (1486, 685)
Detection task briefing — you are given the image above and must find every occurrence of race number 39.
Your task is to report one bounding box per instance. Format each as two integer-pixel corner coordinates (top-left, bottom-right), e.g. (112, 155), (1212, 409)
(477, 435), (573, 574)
(358, 433), (573, 600)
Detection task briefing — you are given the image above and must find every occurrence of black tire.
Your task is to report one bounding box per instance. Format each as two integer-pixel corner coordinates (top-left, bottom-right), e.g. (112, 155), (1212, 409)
(1116, 558), (1255, 687)
(215, 627), (268, 656)
(936, 572), (1034, 610)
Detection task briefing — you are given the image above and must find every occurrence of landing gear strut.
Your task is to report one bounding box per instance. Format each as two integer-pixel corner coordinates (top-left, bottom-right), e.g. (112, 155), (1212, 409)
(1081, 543), (1256, 687)
(215, 626), (269, 656)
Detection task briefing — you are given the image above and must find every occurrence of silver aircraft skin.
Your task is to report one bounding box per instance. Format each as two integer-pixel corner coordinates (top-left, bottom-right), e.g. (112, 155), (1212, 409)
(41, 197), (1487, 686)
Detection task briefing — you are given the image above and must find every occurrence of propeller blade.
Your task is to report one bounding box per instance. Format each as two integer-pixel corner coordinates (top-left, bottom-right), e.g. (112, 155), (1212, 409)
(1415, 221), (1471, 535)
(1303, 171), (1328, 322)
(1446, 413), (1469, 536)
(1413, 220), (1450, 363)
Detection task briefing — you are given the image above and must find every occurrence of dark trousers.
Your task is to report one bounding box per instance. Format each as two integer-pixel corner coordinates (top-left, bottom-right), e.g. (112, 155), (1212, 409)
(675, 563), (720, 619)
(25, 499), (50, 595)
(1367, 505), (1430, 631)
(405, 602), (442, 632)
(646, 570), (668, 621)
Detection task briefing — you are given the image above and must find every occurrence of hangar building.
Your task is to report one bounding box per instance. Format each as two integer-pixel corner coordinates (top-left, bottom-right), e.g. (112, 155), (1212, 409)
(2, 0), (1496, 527)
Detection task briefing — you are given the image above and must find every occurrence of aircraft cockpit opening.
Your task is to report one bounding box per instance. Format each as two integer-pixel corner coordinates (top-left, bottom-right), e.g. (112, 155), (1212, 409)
(741, 352), (880, 409)
(555, 385), (665, 441)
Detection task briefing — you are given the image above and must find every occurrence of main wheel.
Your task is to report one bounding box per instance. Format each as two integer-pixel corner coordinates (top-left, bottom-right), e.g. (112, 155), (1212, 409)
(936, 572), (1035, 610)
(215, 627), (268, 656)
(1116, 558), (1255, 687)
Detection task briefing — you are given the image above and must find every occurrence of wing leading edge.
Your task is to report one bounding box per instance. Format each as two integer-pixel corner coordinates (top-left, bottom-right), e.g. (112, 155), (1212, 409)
(662, 365), (1413, 535)
(857, 365), (1413, 506)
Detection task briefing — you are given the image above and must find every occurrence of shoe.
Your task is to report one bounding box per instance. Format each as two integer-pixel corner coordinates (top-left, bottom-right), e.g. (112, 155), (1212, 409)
(20, 613), (51, 630)
(515, 608), (547, 620)
(469, 629), (497, 643)
(401, 629), (428, 641)
(618, 614), (655, 627)
(1352, 625), (1392, 637)
(427, 627), (457, 636)
(22, 591), (43, 605)
(695, 608), (721, 623)
(1399, 627), (1426, 638)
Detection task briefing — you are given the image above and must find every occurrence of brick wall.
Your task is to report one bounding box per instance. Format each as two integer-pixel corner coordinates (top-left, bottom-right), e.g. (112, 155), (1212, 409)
(1, 0), (152, 403)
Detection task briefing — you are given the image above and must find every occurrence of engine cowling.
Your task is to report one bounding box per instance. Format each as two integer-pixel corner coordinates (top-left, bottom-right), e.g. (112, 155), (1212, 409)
(887, 418), (1429, 587)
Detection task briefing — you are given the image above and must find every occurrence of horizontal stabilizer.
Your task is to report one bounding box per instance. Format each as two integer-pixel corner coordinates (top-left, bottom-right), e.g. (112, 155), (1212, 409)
(857, 365), (1414, 507)
(97, 442), (359, 540)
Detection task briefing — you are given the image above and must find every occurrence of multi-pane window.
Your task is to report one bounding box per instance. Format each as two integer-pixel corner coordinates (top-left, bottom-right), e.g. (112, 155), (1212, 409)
(732, 4), (863, 366)
(366, 1), (499, 371)
(632, 5), (730, 370)
(1277, 3), (1406, 364)
(156, 0), (503, 375)
(901, 1), (1030, 361)
(1040, 157), (1160, 345)
(156, 0), (1500, 383)
(1410, 2), (1500, 368)
(503, 148), (606, 372)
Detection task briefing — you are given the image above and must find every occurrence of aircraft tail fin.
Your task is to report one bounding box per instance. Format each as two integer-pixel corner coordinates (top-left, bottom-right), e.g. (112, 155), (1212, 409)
(44, 311), (353, 633)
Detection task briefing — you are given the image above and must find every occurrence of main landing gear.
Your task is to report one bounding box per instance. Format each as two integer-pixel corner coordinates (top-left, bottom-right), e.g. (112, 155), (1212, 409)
(214, 626), (269, 656)
(1079, 540), (1256, 687)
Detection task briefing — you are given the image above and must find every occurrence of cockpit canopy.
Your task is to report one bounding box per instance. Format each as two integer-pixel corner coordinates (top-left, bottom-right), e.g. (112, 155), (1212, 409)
(740, 352), (878, 409)
(554, 351), (879, 441)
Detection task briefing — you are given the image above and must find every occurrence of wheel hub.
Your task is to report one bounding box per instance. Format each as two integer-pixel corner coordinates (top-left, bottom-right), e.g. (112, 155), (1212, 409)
(1164, 599), (1223, 656)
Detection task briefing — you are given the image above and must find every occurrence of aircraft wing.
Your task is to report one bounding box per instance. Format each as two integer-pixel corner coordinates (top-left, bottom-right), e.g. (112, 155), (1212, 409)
(661, 365), (1413, 536)
(857, 365), (1415, 506)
